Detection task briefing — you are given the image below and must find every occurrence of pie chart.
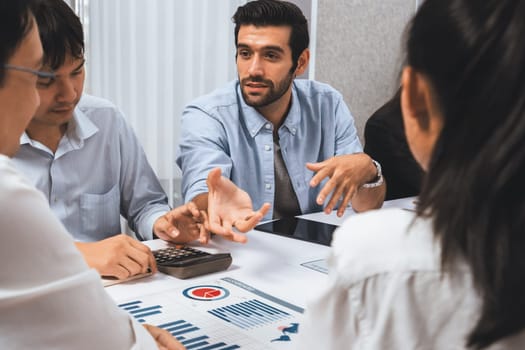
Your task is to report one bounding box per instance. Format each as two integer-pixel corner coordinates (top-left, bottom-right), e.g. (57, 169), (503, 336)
(183, 285), (230, 301)
(194, 288), (221, 298)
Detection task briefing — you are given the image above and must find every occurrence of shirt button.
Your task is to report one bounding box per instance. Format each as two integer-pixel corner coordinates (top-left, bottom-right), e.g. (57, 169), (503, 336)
(265, 123), (272, 130)
(265, 183), (272, 190)
(264, 145), (271, 151)
(291, 128), (296, 133)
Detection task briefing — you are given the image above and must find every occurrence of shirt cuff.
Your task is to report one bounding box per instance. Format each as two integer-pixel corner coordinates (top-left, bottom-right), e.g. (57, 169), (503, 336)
(137, 207), (169, 241)
(184, 186), (209, 203)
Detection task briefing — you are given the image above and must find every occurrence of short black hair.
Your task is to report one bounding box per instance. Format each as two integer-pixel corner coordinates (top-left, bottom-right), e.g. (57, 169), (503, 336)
(232, 0), (309, 72)
(0, 0), (35, 85)
(32, 0), (84, 70)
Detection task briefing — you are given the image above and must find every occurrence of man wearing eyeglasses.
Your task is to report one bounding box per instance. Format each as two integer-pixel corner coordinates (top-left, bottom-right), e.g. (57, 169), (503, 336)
(12, 0), (268, 280)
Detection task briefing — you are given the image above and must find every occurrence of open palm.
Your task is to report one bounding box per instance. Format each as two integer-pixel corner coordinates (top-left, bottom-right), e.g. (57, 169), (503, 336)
(206, 168), (270, 242)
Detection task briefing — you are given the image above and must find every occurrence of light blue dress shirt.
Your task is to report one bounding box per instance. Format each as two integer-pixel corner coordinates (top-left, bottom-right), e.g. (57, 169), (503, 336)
(177, 79), (362, 220)
(12, 94), (170, 242)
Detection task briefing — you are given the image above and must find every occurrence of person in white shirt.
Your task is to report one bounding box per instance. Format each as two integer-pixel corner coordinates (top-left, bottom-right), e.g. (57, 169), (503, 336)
(12, 0), (268, 280)
(0, 1), (184, 348)
(297, 0), (525, 349)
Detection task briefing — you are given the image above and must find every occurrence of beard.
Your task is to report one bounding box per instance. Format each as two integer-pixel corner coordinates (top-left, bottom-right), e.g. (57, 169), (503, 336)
(240, 71), (294, 108)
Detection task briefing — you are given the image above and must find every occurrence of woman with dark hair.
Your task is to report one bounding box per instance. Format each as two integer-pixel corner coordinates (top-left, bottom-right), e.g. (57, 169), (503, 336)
(298, 0), (525, 348)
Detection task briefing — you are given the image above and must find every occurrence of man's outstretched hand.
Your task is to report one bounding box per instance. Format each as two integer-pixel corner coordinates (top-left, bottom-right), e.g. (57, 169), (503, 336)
(206, 168), (270, 243)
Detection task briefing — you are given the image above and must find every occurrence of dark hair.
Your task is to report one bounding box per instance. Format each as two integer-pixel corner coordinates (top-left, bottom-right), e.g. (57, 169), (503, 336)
(0, 0), (35, 85)
(32, 0), (84, 70)
(407, 0), (525, 348)
(232, 0), (309, 72)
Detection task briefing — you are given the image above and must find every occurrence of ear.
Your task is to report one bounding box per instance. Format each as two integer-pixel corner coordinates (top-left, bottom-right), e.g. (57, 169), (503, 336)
(401, 66), (444, 171)
(294, 48), (310, 76)
(401, 66), (431, 130)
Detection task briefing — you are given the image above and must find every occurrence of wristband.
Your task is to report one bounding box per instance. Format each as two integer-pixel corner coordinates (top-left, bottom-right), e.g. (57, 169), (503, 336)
(361, 159), (384, 188)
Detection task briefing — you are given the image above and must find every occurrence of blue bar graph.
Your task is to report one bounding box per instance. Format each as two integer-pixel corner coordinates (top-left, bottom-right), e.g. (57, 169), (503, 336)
(119, 300), (141, 309)
(157, 319), (241, 350)
(208, 299), (290, 329)
(118, 300), (163, 320)
(119, 301), (241, 350)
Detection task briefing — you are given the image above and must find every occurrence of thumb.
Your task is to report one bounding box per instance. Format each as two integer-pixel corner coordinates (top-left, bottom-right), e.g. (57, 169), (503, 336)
(154, 216), (180, 241)
(206, 167), (222, 190)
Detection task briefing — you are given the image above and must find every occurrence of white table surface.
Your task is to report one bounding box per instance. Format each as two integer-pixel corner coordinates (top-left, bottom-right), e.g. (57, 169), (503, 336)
(105, 197), (416, 308)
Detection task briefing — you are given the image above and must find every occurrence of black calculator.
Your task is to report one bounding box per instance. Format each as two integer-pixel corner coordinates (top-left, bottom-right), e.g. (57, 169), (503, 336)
(152, 246), (232, 279)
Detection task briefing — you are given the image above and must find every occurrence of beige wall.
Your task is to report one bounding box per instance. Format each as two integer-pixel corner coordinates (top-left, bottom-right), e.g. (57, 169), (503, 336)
(315, 1), (415, 142)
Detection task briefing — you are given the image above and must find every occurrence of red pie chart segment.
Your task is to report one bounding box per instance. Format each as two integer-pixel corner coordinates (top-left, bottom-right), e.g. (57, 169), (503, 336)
(183, 285), (230, 301)
(194, 288), (221, 298)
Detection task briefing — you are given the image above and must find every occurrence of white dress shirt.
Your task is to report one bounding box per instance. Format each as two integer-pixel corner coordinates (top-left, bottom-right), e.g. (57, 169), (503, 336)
(296, 208), (525, 349)
(0, 155), (157, 349)
(12, 94), (169, 241)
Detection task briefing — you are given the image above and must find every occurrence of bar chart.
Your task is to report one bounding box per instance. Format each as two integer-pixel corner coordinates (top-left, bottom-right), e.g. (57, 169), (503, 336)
(119, 300), (161, 322)
(157, 320), (240, 350)
(208, 299), (290, 329)
(119, 299), (244, 349)
(117, 278), (303, 349)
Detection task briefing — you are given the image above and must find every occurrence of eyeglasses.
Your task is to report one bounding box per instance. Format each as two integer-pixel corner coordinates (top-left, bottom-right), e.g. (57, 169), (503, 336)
(3, 64), (56, 86)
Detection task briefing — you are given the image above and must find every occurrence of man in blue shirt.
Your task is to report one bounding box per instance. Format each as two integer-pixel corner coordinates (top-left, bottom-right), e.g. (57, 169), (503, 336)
(177, 0), (386, 222)
(12, 0), (266, 280)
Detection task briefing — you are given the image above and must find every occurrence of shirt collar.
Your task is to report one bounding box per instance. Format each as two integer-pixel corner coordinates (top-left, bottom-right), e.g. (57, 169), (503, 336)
(19, 103), (99, 150)
(238, 80), (300, 138)
(19, 132), (31, 145)
(68, 105), (98, 143)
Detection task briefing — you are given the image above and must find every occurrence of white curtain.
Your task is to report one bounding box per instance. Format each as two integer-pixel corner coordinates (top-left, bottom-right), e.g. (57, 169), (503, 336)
(82, 0), (246, 206)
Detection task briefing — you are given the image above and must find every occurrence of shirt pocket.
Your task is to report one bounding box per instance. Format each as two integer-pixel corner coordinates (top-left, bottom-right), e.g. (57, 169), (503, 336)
(80, 185), (121, 240)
